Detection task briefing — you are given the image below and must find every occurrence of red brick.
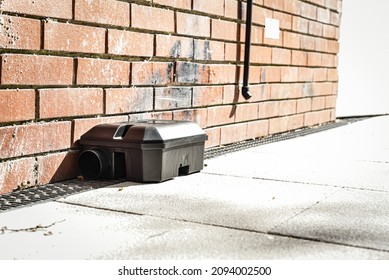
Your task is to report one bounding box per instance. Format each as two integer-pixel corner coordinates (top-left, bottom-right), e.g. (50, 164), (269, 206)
(301, 35), (315, 50)
(220, 123), (247, 145)
(224, 0), (239, 19)
(193, 86), (223, 107)
(177, 12), (210, 37)
(0, 89), (35, 123)
(75, 0), (130, 27)
(77, 58), (130, 85)
(273, 11), (292, 30)
(39, 88), (104, 119)
(44, 21), (105, 54)
(1, 54), (73, 86)
(284, 0), (301, 15)
(132, 62), (174, 85)
(327, 40), (339, 54)
(281, 66), (298, 82)
(264, 0), (284, 10)
(321, 53), (335, 67)
(288, 114), (304, 130)
(155, 87), (192, 110)
(278, 100), (297, 116)
(269, 116), (289, 134)
(253, 6), (273, 26)
(271, 83), (301, 99)
(132, 4), (174, 33)
(207, 105), (235, 126)
(37, 151), (79, 185)
(297, 98), (312, 113)
(307, 52), (322, 66)
(325, 95), (337, 109)
(263, 30), (283, 47)
(327, 69), (338, 82)
(283, 31), (300, 49)
(323, 24), (336, 39)
(247, 120), (269, 139)
(208, 64), (237, 84)
(272, 48), (291, 65)
(149, 0), (191, 9)
(312, 96), (326, 110)
(223, 85), (246, 104)
(0, 15), (41, 50)
(317, 7), (331, 24)
(292, 50), (307, 66)
(261, 66), (281, 82)
(205, 127), (221, 148)
(298, 67), (314, 82)
(313, 68), (328, 82)
(314, 37), (328, 53)
(235, 103), (258, 122)
(156, 34), (194, 59)
(194, 39), (224, 61)
(128, 111), (173, 122)
(330, 11), (341, 26)
(0, 121), (71, 159)
(250, 84), (271, 101)
(175, 62), (210, 84)
(212, 19), (238, 41)
(309, 21), (323, 36)
(72, 116), (128, 146)
(304, 111), (322, 126)
(0, 157), (36, 195)
(193, 0), (224, 16)
(0, 0), (72, 19)
(105, 87), (153, 114)
(300, 2), (317, 20)
(108, 29), (153, 57)
(173, 108), (208, 128)
(292, 16), (309, 33)
(250, 46), (272, 64)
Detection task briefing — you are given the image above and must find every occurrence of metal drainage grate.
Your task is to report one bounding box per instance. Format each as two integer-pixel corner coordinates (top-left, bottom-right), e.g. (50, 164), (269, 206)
(0, 117), (368, 213)
(204, 118), (366, 159)
(0, 179), (123, 212)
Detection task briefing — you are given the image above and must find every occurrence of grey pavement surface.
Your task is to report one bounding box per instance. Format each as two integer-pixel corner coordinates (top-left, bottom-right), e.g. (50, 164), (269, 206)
(0, 116), (389, 260)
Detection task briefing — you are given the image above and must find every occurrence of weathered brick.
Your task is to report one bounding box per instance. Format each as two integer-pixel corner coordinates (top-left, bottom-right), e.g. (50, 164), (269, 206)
(225, 43), (244, 62)
(301, 35), (315, 50)
(192, 86), (223, 107)
(204, 127), (221, 148)
(224, 0), (239, 19)
(300, 2), (317, 20)
(307, 52), (322, 66)
(272, 48), (291, 65)
(298, 67), (314, 82)
(194, 39), (224, 61)
(0, 15), (41, 50)
(283, 31), (300, 49)
(75, 0), (130, 27)
(128, 111), (173, 122)
(44, 21), (106, 54)
(39, 88), (104, 119)
(258, 101), (279, 119)
(235, 103), (259, 122)
(37, 151), (79, 185)
(220, 123), (247, 145)
(108, 29), (153, 57)
(292, 16), (309, 33)
(156, 35), (194, 59)
(263, 30), (283, 47)
(176, 62), (210, 84)
(105, 87), (153, 114)
(72, 116), (128, 146)
(0, 89), (35, 123)
(251, 46), (272, 64)
(309, 21), (323, 37)
(177, 12), (210, 37)
(155, 87), (192, 110)
(131, 4), (174, 33)
(312, 96), (326, 110)
(284, 0), (301, 15)
(281, 66), (299, 82)
(264, 0), (284, 10)
(0, 121), (71, 159)
(132, 62), (174, 85)
(288, 114), (304, 130)
(223, 85), (246, 104)
(247, 120), (269, 139)
(327, 68), (338, 82)
(193, 0), (224, 16)
(1, 54), (73, 86)
(0, 0), (72, 19)
(252, 6), (273, 26)
(0, 157), (36, 195)
(173, 108), (208, 128)
(271, 83), (301, 99)
(273, 11), (292, 30)
(261, 66), (281, 83)
(313, 68), (328, 82)
(278, 100), (297, 116)
(250, 84), (271, 102)
(325, 95), (337, 109)
(77, 58), (130, 85)
(208, 64), (237, 84)
(147, 0), (191, 9)
(292, 50), (307, 66)
(212, 19), (238, 41)
(297, 98), (312, 113)
(207, 105), (235, 126)
(269, 116), (289, 134)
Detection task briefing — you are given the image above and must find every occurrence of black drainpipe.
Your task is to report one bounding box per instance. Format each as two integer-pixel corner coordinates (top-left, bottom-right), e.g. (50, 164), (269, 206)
(242, 0), (253, 100)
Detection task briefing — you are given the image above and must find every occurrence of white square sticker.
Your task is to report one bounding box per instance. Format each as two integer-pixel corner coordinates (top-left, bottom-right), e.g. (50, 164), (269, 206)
(265, 18), (280, 40)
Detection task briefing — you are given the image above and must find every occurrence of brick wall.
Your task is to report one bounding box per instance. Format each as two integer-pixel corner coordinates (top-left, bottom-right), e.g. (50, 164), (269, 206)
(0, 0), (342, 194)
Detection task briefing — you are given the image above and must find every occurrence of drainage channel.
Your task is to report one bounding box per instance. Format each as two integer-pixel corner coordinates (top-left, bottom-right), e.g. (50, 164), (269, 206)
(0, 117), (367, 213)
(204, 117), (366, 159)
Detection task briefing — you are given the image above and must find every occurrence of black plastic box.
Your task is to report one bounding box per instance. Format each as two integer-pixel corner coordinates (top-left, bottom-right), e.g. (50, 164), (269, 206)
(78, 120), (208, 182)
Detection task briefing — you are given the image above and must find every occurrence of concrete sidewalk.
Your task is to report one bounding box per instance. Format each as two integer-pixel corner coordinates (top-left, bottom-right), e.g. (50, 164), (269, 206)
(1, 116), (389, 260)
